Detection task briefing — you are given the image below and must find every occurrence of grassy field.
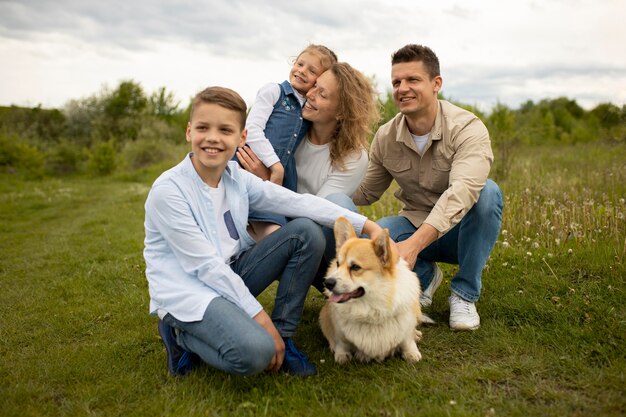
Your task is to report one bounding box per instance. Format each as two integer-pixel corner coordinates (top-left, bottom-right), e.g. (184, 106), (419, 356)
(1, 143), (624, 417)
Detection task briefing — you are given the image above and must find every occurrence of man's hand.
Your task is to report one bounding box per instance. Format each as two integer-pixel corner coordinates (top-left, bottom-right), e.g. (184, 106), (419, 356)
(237, 146), (271, 181)
(396, 223), (439, 269)
(253, 310), (285, 372)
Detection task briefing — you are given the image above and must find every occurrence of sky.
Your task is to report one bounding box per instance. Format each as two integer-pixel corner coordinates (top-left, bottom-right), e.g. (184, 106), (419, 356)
(1, 0), (625, 113)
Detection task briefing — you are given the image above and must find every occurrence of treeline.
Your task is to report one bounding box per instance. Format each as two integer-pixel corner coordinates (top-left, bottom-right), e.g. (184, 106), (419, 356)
(1, 80), (624, 180)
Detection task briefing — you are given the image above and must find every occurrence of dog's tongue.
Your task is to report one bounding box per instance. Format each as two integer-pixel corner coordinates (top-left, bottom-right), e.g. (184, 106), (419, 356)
(329, 293), (352, 303)
(329, 288), (364, 303)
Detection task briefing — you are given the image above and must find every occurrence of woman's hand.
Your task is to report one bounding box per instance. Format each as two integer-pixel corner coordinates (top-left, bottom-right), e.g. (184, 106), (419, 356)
(237, 146), (271, 181)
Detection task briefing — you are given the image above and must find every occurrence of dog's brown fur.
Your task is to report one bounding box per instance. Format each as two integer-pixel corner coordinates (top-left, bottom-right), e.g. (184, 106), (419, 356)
(319, 217), (424, 363)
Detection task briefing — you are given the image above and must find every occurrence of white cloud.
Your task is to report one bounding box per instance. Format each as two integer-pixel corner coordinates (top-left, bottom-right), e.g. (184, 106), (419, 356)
(0, 0), (624, 111)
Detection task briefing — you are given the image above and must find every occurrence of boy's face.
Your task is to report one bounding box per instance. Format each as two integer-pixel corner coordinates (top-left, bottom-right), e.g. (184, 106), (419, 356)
(290, 51), (323, 96)
(186, 102), (246, 187)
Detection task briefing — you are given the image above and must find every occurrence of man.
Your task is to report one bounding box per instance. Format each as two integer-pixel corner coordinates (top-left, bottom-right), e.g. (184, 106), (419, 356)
(352, 44), (503, 331)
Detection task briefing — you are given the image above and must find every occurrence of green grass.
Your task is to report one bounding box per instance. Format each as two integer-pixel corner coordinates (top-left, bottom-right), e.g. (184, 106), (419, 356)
(1, 143), (625, 416)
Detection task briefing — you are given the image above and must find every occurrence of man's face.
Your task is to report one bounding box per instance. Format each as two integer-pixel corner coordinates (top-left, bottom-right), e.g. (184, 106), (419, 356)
(391, 61), (442, 117)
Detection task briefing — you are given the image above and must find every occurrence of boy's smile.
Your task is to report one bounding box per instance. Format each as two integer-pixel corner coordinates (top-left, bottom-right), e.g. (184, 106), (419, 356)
(186, 102), (246, 187)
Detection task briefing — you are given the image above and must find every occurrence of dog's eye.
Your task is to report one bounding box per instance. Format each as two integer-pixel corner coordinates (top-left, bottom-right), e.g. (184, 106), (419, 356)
(350, 264), (361, 272)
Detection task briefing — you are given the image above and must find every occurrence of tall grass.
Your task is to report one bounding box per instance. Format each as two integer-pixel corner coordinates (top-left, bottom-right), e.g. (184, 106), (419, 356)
(0, 143), (624, 417)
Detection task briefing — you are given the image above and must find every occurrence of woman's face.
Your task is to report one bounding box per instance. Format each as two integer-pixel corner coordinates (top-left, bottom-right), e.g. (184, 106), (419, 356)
(302, 70), (339, 125)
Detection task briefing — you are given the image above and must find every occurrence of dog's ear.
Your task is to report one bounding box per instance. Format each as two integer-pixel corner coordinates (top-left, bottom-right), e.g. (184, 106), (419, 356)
(334, 216), (356, 249)
(373, 228), (392, 266)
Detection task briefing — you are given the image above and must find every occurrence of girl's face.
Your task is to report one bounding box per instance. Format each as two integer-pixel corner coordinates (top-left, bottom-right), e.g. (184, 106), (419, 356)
(290, 51), (324, 96)
(302, 70), (339, 125)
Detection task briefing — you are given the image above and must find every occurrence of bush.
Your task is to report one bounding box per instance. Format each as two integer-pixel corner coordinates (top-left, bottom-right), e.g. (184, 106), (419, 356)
(0, 134), (45, 179)
(45, 140), (83, 176)
(87, 141), (117, 176)
(120, 137), (181, 171)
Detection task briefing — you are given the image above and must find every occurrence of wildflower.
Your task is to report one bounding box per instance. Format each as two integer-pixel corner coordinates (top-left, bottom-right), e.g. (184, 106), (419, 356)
(502, 241), (510, 248)
(532, 242), (540, 249)
(449, 400), (457, 406)
(526, 252), (532, 257)
(547, 253), (554, 258)
(555, 238), (561, 245)
(568, 248), (573, 255)
(619, 198), (625, 205)
(501, 230), (508, 236)
(502, 262), (508, 267)
(525, 220), (531, 226)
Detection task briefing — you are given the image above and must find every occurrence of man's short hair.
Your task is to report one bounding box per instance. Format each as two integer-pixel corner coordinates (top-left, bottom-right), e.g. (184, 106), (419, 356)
(190, 86), (247, 129)
(391, 44), (440, 80)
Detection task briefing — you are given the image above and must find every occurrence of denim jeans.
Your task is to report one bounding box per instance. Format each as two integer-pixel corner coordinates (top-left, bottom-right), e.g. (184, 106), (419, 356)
(164, 217), (325, 376)
(376, 180), (503, 302)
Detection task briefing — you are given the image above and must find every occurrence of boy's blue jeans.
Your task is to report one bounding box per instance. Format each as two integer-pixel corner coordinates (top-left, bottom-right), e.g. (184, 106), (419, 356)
(377, 180), (503, 302)
(163, 217), (325, 376)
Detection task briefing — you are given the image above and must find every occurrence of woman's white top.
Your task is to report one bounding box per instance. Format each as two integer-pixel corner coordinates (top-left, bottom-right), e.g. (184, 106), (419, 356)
(294, 136), (368, 198)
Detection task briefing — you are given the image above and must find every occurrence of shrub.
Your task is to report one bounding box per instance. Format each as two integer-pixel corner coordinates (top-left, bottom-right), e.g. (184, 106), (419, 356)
(45, 140), (84, 176)
(87, 141), (117, 176)
(0, 134), (45, 179)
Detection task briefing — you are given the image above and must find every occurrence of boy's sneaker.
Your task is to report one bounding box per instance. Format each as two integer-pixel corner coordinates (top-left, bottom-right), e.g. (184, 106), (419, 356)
(157, 320), (196, 377)
(448, 293), (480, 331)
(420, 264), (443, 308)
(281, 338), (317, 377)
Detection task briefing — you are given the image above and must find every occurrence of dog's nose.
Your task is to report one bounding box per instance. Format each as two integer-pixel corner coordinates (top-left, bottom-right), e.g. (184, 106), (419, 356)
(324, 278), (336, 290)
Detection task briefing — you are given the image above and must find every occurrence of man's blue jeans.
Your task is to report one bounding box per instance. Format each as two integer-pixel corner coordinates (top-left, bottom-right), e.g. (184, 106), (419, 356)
(164, 217), (325, 376)
(376, 180), (503, 302)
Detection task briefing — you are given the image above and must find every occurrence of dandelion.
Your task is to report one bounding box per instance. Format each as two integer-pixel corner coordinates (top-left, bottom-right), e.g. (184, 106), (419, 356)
(619, 198), (625, 205)
(568, 248), (573, 255)
(501, 230), (508, 236)
(502, 262), (508, 267)
(502, 241), (510, 248)
(525, 220), (531, 226)
(526, 252), (532, 257)
(449, 400), (457, 406)
(555, 238), (561, 245)
(547, 253), (554, 258)
(532, 242), (540, 249)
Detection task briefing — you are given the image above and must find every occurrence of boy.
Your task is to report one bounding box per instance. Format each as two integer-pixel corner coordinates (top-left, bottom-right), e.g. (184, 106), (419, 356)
(144, 86), (381, 377)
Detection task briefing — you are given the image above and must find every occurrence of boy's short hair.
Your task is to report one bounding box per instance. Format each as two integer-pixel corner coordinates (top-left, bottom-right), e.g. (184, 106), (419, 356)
(391, 44), (440, 80)
(190, 87), (247, 129)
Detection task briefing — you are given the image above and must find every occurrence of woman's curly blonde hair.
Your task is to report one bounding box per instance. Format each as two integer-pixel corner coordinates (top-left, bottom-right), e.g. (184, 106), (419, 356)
(327, 62), (380, 169)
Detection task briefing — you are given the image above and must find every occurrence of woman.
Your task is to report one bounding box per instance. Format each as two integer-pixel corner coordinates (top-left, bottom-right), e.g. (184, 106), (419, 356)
(237, 62), (380, 287)
(238, 61), (379, 201)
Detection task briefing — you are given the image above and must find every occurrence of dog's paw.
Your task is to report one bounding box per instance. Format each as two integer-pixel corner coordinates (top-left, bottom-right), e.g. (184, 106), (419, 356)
(403, 346), (422, 363)
(414, 329), (423, 342)
(335, 352), (352, 364)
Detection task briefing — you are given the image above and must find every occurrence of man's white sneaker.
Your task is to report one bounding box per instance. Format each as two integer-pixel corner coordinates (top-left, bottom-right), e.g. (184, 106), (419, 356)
(448, 293), (480, 331)
(419, 264), (443, 308)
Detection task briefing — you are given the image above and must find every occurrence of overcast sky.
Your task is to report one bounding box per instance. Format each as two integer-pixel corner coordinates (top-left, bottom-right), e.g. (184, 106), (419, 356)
(1, 0), (625, 113)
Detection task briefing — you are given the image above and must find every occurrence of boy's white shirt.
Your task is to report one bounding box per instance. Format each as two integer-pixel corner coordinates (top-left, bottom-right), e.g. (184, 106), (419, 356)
(294, 136), (368, 198)
(144, 154), (368, 323)
(245, 82), (306, 168)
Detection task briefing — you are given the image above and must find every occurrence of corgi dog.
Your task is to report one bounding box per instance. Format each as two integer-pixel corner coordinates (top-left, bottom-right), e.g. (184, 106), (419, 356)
(319, 217), (426, 364)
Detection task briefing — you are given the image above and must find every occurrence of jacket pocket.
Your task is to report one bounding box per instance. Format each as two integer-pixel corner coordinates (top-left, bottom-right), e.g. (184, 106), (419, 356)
(382, 158), (411, 174)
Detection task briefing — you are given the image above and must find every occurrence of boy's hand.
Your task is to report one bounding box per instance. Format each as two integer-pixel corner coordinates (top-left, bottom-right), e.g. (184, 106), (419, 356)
(237, 146), (271, 181)
(268, 162), (284, 186)
(253, 310), (285, 372)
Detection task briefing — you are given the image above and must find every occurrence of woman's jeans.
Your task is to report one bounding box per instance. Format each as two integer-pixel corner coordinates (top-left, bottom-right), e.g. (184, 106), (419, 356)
(377, 180), (503, 302)
(164, 217), (325, 376)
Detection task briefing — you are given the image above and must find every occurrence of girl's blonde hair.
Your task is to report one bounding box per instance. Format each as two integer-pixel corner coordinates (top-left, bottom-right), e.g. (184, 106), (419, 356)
(328, 62), (380, 169)
(295, 44), (338, 72)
